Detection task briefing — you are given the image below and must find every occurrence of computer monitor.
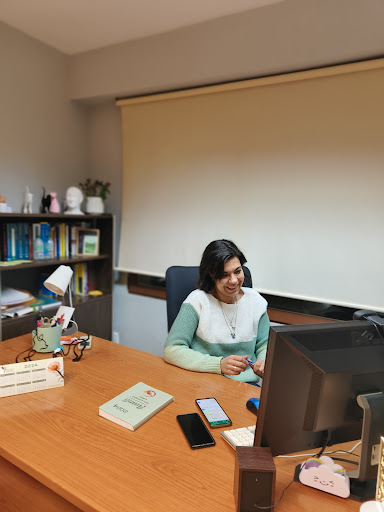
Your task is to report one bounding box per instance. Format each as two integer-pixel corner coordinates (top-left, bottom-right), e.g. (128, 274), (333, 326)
(254, 320), (384, 501)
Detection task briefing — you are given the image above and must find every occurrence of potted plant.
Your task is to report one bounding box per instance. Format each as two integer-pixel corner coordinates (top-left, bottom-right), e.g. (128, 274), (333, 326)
(79, 179), (111, 214)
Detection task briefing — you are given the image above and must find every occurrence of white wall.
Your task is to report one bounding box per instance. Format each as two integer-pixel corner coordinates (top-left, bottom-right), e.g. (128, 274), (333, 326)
(68, 0), (384, 102)
(87, 102), (122, 260)
(0, 22), (89, 212)
(113, 282), (167, 356)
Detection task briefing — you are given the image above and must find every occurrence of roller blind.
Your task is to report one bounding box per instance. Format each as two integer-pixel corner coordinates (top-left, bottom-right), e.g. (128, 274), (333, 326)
(117, 59), (384, 312)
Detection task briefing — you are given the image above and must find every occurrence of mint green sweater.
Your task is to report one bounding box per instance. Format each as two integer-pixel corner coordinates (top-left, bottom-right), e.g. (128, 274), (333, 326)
(163, 288), (270, 383)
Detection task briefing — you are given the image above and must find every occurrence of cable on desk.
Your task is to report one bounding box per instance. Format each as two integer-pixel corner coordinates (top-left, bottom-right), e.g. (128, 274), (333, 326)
(277, 440), (362, 460)
(59, 335), (90, 362)
(253, 477), (297, 510)
(15, 348), (36, 363)
(14, 334), (90, 364)
(316, 430), (332, 458)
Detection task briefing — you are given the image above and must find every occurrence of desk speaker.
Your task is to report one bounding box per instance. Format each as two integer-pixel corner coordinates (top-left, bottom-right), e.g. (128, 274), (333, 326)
(234, 446), (276, 512)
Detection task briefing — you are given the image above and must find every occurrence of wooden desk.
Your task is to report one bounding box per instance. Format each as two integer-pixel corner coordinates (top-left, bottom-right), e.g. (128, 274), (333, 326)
(0, 335), (362, 512)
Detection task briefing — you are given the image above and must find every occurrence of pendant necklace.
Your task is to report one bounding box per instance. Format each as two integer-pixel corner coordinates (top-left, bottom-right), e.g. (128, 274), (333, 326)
(220, 299), (238, 340)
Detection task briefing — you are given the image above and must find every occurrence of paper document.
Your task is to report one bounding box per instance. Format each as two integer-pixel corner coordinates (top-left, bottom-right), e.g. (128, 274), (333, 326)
(1, 287), (33, 307)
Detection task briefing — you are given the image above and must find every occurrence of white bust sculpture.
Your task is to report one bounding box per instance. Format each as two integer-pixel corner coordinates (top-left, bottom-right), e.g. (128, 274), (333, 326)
(65, 186), (84, 215)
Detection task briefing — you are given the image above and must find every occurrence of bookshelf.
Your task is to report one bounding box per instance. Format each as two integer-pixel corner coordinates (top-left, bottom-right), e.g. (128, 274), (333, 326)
(0, 213), (114, 341)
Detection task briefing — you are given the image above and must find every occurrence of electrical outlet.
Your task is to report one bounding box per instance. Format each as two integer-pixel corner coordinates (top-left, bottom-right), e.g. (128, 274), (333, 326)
(78, 336), (92, 350)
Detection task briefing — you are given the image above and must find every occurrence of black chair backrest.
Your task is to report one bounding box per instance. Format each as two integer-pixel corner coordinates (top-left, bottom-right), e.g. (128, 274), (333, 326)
(165, 265), (252, 331)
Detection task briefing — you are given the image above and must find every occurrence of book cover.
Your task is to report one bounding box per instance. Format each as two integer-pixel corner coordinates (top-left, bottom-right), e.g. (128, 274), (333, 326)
(30, 295), (62, 311)
(99, 382), (174, 431)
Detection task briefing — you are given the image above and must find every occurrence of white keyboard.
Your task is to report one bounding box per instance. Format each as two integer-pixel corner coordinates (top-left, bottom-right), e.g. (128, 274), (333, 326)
(221, 425), (256, 449)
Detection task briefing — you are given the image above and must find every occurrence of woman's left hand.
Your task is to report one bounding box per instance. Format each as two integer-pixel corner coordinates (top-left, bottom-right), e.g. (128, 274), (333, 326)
(252, 359), (265, 378)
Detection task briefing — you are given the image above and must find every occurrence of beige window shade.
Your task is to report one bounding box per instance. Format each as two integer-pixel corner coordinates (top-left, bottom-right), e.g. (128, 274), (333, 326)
(117, 59), (384, 312)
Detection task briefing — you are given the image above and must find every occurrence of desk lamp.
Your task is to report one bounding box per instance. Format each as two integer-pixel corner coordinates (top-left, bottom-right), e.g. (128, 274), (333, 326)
(43, 265), (78, 335)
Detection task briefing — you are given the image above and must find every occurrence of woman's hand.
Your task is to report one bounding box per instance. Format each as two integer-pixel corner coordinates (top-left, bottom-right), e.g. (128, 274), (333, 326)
(220, 355), (248, 376)
(252, 359), (265, 378)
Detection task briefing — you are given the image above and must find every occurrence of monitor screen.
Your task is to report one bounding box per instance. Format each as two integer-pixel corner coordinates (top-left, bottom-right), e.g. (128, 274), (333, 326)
(254, 320), (384, 500)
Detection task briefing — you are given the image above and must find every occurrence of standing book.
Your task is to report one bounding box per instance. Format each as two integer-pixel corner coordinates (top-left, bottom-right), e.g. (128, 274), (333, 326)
(99, 382), (174, 431)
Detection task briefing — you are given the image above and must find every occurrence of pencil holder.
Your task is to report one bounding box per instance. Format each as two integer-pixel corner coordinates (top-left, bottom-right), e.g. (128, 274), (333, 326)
(32, 325), (62, 353)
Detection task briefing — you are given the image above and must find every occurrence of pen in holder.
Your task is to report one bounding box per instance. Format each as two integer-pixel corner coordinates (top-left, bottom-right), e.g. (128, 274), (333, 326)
(32, 324), (62, 353)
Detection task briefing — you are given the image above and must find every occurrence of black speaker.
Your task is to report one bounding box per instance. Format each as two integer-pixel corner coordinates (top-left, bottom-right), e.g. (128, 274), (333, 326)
(234, 446), (276, 512)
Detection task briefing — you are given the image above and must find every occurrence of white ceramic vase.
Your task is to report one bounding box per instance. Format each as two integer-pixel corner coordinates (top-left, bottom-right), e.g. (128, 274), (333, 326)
(86, 196), (105, 214)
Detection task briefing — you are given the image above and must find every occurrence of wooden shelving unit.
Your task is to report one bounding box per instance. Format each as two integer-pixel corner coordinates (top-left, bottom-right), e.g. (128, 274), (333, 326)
(0, 213), (114, 341)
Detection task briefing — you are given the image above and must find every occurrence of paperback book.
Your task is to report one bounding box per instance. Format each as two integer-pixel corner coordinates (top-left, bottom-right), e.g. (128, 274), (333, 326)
(99, 381), (174, 431)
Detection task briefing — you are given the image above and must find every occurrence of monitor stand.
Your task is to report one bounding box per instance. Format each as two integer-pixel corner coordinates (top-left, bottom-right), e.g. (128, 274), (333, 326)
(293, 392), (384, 502)
(348, 392), (384, 501)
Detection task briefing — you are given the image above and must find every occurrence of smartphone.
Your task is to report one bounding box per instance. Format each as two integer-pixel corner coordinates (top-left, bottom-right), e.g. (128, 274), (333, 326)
(195, 397), (232, 428)
(176, 413), (216, 448)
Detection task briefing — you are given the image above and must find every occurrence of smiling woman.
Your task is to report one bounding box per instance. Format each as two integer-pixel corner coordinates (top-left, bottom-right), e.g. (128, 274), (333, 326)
(163, 239), (270, 384)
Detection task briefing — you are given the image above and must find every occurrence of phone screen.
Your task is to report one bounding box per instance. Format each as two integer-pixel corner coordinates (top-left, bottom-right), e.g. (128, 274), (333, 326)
(195, 398), (232, 428)
(177, 413), (216, 448)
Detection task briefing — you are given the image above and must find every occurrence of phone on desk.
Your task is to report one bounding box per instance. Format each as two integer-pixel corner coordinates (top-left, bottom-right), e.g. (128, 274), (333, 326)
(195, 398), (232, 428)
(176, 413), (215, 448)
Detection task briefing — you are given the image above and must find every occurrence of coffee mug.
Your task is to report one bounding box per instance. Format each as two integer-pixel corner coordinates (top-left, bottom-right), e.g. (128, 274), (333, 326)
(32, 325), (62, 353)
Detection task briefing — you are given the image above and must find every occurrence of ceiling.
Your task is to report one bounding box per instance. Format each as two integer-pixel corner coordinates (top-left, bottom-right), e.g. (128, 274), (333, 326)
(0, 0), (284, 55)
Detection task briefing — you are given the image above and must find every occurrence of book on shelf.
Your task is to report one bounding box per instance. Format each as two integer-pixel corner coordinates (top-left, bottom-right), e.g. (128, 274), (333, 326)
(73, 261), (99, 295)
(74, 262), (88, 295)
(0, 219), (93, 262)
(1, 287), (34, 308)
(38, 273), (57, 298)
(99, 382), (175, 431)
(2, 293), (62, 317)
(30, 295), (62, 311)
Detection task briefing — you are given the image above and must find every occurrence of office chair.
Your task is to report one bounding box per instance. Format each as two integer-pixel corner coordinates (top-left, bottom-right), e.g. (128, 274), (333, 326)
(165, 265), (252, 331)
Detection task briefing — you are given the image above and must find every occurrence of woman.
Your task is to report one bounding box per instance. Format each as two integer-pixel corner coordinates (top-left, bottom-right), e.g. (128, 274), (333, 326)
(163, 240), (270, 384)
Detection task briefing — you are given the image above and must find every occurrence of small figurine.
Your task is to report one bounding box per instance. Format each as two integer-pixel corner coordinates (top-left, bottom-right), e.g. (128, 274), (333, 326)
(41, 188), (51, 213)
(22, 186), (33, 214)
(64, 186), (84, 215)
(49, 192), (60, 213)
(0, 194), (7, 212)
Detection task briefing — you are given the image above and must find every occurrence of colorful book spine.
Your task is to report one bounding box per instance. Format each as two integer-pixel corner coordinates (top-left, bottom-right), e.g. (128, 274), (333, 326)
(0, 223), (6, 261)
(70, 226), (78, 256)
(6, 223), (17, 261)
(65, 224), (69, 257)
(60, 222), (66, 258)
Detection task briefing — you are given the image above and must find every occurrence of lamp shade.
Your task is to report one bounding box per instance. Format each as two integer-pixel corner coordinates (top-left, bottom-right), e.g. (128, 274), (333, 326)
(44, 265), (73, 296)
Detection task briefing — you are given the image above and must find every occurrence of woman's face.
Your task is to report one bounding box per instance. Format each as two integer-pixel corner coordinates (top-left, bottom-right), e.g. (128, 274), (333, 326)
(213, 257), (244, 303)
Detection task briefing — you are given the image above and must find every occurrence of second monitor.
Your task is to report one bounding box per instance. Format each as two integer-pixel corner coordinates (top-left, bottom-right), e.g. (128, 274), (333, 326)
(254, 320), (384, 501)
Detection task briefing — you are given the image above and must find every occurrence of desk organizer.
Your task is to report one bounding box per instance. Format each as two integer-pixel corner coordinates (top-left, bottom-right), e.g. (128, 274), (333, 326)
(299, 455), (350, 498)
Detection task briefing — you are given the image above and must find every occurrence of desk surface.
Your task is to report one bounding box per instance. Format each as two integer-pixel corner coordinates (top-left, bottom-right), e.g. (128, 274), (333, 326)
(0, 335), (361, 512)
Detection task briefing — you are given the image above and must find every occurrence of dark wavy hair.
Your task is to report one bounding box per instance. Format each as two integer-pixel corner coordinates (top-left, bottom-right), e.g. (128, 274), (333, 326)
(197, 240), (247, 293)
